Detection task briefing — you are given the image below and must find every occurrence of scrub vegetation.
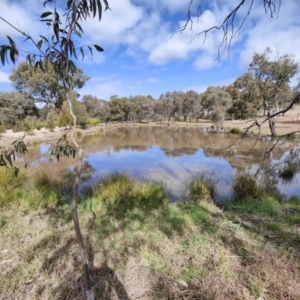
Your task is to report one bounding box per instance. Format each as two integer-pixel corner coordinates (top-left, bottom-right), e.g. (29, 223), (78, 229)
(1, 171), (299, 300)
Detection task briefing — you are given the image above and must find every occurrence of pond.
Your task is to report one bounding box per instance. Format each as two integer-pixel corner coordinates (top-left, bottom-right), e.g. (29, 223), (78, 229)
(24, 126), (300, 201)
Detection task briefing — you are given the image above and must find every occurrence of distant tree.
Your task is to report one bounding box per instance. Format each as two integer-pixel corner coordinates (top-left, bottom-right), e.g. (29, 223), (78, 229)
(0, 91), (39, 125)
(82, 95), (103, 118)
(156, 92), (176, 121)
(108, 96), (130, 121)
(129, 95), (150, 122)
(227, 72), (261, 119)
(9, 62), (89, 108)
(182, 90), (201, 122)
(249, 48), (298, 136)
(203, 86), (232, 127)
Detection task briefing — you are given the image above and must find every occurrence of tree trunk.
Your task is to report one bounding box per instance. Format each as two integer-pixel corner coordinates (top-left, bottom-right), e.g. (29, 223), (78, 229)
(67, 94), (94, 300)
(267, 111), (276, 137)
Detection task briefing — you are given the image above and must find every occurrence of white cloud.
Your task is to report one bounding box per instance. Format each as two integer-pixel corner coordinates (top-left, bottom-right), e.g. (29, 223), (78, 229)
(0, 71), (10, 83)
(81, 0), (143, 46)
(0, 0), (50, 40)
(193, 56), (218, 70)
(148, 10), (223, 66)
(82, 52), (106, 65)
(238, 1), (300, 68)
(79, 75), (137, 100)
(147, 77), (158, 83)
(184, 77), (236, 93)
(132, 0), (190, 14)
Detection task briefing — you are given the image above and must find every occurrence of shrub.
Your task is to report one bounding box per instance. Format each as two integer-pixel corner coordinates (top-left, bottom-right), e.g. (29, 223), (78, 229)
(35, 121), (45, 130)
(76, 129), (83, 138)
(230, 128), (241, 134)
(286, 132), (297, 140)
(189, 176), (216, 203)
(233, 173), (262, 201)
(23, 121), (32, 132)
(280, 163), (297, 180)
(46, 120), (55, 132)
(0, 168), (27, 207)
(88, 173), (168, 211)
(86, 117), (101, 126)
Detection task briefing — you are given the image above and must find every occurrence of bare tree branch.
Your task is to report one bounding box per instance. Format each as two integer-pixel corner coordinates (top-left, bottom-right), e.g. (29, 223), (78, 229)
(177, 0), (281, 61)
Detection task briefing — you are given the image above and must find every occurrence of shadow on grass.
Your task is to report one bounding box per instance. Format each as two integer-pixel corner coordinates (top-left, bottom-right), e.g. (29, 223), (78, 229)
(221, 198), (300, 254)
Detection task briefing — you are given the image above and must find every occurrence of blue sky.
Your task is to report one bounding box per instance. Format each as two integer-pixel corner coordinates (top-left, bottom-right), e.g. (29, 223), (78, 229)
(1, 0), (300, 100)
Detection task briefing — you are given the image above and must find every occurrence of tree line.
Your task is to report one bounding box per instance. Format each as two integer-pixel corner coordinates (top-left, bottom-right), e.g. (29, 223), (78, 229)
(1, 47), (299, 136)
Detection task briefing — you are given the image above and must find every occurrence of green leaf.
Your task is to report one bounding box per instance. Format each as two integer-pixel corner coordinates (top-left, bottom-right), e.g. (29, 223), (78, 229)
(88, 46), (93, 58)
(94, 44), (104, 52)
(67, 0), (74, 9)
(103, 0), (110, 11)
(80, 47), (85, 60)
(4, 151), (13, 168)
(73, 29), (82, 38)
(39, 60), (45, 72)
(37, 39), (43, 50)
(39, 35), (49, 43)
(70, 41), (77, 59)
(7, 36), (16, 48)
(9, 49), (16, 64)
(75, 21), (83, 33)
(97, 0), (102, 20)
(0, 45), (12, 66)
(92, 0), (96, 18)
(41, 11), (52, 18)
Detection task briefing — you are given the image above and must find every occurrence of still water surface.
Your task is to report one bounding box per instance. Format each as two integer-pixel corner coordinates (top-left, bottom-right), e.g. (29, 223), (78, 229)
(25, 126), (300, 200)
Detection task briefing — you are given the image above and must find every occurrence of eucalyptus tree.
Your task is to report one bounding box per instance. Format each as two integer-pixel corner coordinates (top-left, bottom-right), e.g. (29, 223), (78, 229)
(82, 94), (103, 118)
(182, 90), (202, 121)
(128, 95), (151, 122)
(9, 62), (89, 108)
(0, 1), (109, 299)
(227, 72), (261, 119)
(202, 86), (232, 127)
(82, 94), (111, 121)
(0, 91), (39, 125)
(108, 95), (130, 121)
(157, 92), (176, 121)
(249, 48), (298, 136)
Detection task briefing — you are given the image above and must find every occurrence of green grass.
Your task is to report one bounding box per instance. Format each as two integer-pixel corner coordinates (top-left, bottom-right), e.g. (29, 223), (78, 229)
(230, 127), (241, 134)
(0, 172), (300, 299)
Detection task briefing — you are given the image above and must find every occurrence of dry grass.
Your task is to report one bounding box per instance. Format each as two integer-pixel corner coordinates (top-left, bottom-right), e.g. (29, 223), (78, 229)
(0, 174), (300, 299)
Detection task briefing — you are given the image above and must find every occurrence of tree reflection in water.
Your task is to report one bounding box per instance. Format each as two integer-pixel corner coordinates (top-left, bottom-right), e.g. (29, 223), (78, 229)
(24, 126), (300, 200)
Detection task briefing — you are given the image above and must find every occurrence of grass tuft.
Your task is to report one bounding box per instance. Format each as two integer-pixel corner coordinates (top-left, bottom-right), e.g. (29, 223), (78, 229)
(233, 173), (263, 201)
(189, 175), (217, 203)
(280, 163), (297, 180)
(230, 127), (241, 134)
